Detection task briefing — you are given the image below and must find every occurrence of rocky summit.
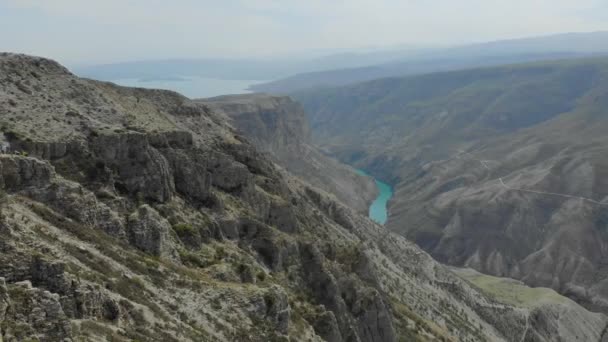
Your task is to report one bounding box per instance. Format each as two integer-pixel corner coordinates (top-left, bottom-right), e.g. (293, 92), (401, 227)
(0, 52), (607, 342)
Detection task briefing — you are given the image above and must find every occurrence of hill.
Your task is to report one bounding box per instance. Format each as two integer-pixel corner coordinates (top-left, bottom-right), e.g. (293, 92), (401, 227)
(252, 31), (608, 93)
(294, 56), (608, 313)
(73, 47), (432, 83)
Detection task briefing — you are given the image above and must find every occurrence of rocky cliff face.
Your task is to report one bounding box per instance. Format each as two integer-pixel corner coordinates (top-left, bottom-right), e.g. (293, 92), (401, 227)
(202, 94), (378, 214)
(0, 53), (605, 342)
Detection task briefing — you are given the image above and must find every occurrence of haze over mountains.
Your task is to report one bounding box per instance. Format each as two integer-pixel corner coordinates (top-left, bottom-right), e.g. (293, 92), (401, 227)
(252, 31), (608, 93)
(75, 31), (608, 99)
(74, 46), (434, 83)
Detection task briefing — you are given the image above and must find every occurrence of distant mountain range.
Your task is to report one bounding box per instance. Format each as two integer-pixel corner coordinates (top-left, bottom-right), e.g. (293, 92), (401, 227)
(76, 31), (608, 97)
(252, 31), (608, 93)
(73, 46), (434, 82)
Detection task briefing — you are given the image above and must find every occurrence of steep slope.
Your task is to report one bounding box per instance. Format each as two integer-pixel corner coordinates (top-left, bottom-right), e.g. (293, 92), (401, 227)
(200, 94), (377, 214)
(252, 31), (608, 93)
(294, 56), (608, 312)
(1, 53), (605, 342)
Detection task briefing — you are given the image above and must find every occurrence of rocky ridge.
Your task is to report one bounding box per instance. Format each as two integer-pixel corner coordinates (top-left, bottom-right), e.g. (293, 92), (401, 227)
(201, 94), (378, 214)
(0, 53), (605, 341)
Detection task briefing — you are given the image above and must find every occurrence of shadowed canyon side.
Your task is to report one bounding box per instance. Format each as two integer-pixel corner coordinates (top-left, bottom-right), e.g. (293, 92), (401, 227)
(294, 56), (608, 313)
(2, 53), (607, 341)
(198, 94), (378, 214)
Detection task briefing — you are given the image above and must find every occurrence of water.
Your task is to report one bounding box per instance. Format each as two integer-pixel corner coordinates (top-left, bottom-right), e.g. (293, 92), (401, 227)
(356, 169), (394, 225)
(110, 76), (269, 99)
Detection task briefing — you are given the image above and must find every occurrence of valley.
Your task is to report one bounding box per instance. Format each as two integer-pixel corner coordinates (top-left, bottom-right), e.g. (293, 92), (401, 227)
(294, 56), (608, 314)
(2, 51), (608, 341)
(6, 1), (608, 340)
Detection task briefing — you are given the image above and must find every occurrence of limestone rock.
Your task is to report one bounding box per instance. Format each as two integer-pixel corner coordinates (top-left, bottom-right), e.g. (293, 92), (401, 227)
(30, 257), (71, 295)
(254, 286), (290, 335)
(338, 277), (396, 342)
(127, 205), (179, 260)
(207, 150), (253, 192)
(90, 133), (174, 203)
(313, 310), (343, 342)
(218, 218), (239, 240)
(0, 277), (8, 322)
(0, 155), (54, 192)
(267, 200), (298, 233)
(28, 179), (126, 237)
(3, 282), (72, 342)
(165, 149), (212, 203)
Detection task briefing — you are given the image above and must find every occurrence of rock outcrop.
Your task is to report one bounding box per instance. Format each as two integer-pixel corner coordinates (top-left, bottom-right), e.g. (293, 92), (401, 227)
(203, 94), (378, 214)
(127, 205), (179, 260)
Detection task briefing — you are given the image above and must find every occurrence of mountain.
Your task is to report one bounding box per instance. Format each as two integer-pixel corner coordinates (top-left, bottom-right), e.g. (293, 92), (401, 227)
(72, 47), (432, 83)
(199, 94), (378, 214)
(5, 52), (606, 341)
(251, 31), (608, 93)
(3, 52), (606, 342)
(293, 56), (608, 314)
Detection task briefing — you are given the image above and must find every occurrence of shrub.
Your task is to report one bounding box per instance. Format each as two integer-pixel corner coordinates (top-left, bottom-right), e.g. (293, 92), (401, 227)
(173, 223), (196, 236)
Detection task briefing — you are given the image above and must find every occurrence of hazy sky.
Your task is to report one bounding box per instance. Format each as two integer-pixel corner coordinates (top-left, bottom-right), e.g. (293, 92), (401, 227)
(2, 0), (607, 65)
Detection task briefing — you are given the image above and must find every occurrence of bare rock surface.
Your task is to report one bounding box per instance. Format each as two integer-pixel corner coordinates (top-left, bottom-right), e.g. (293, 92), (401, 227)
(203, 94), (378, 214)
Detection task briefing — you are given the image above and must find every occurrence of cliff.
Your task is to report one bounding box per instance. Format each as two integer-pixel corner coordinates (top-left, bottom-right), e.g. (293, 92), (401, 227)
(202, 94), (378, 214)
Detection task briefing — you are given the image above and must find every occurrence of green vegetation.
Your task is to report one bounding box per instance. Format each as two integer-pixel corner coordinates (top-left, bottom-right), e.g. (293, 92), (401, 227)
(172, 223), (197, 238)
(452, 268), (567, 308)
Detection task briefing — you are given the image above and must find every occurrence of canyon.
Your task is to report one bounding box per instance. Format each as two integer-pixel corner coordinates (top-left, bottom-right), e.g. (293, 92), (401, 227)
(293, 56), (608, 315)
(1, 53), (605, 341)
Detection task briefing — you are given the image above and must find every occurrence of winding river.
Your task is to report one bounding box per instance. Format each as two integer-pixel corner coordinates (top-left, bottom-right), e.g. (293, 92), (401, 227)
(356, 169), (394, 225)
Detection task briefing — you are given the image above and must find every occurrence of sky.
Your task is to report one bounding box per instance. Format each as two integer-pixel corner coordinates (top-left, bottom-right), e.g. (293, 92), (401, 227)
(1, 0), (608, 65)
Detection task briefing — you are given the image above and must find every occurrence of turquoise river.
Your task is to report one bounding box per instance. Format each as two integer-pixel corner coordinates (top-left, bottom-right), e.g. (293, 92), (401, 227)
(356, 169), (394, 225)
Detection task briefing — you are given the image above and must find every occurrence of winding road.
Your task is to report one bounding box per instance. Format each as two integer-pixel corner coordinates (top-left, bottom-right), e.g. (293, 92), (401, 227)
(457, 150), (608, 206)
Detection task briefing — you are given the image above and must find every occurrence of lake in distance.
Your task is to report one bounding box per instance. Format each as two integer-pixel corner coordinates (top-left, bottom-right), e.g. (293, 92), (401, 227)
(110, 76), (269, 99)
(356, 169), (394, 225)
